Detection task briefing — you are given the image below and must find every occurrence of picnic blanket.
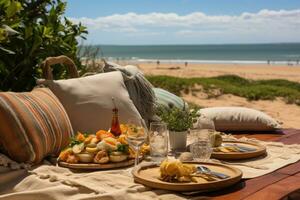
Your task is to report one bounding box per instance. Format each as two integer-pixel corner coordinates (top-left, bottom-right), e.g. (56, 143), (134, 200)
(0, 163), (210, 200)
(1, 136), (300, 199)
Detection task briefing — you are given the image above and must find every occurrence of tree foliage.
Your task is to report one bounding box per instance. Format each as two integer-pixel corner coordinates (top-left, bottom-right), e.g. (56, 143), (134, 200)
(0, 0), (87, 91)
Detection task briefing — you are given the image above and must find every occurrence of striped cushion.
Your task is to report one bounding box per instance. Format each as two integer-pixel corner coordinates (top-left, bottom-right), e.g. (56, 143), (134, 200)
(153, 88), (189, 110)
(0, 88), (73, 164)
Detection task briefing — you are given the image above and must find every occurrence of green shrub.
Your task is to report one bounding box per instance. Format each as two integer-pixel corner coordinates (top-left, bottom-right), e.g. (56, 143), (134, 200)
(156, 105), (199, 132)
(0, 0), (87, 91)
(147, 75), (300, 106)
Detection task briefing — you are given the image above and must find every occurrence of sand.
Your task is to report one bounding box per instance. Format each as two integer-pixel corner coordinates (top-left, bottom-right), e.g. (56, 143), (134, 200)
(131, 61), (300, 129)
(136, 62), (300, 82)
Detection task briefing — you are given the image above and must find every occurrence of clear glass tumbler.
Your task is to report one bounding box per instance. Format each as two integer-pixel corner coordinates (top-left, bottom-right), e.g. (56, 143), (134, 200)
(149, 122), (169, 162)
(190, 116), (215, 162)
(190, 129), (213, 162)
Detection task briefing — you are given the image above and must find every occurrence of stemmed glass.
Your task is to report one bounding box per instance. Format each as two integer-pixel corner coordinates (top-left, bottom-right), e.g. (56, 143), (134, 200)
(190, 116), (215, 162)
(126, 118), (148, 167)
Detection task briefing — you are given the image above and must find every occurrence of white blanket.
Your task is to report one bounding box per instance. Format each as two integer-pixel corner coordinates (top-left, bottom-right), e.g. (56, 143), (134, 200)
(0, 164), (210, 200)
(1, 136), (300, 199)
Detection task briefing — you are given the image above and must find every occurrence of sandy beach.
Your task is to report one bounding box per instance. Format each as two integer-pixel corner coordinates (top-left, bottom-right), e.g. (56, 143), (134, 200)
(132, 61), (300, 129)
(136, 62), (300, 82)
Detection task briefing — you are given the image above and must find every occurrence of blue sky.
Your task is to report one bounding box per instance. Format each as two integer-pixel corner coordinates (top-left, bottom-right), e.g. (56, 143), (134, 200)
(65, 0), (300, 45)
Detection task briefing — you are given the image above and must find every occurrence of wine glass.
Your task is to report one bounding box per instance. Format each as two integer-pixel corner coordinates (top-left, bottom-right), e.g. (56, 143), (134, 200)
(126, 118), (148, 167)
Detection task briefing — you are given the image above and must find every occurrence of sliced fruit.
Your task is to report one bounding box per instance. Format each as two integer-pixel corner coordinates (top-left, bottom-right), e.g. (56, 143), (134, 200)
(128, 147), (136, 159)
(117, 134), (128, 144)
(77, 153), (94, 163)
(84, 134), (95, 144)
(120, 124), (129, 134)
(96, 130), (114, 140)
(97, 140), (117, 151)
(109, 153), (128, 162)
(86, 147), (99, 153)
(140, 144), (150, 155)
(72, 143), (85, 154)
(58, 148), (73, 161)
(111, 151), (123, 156)
(86, 143), (97, 148)
(76, 132), (86, 142)
(104, 137), (118, 146)
(90, 137), (99, 145)
(66, 154), (79, 164)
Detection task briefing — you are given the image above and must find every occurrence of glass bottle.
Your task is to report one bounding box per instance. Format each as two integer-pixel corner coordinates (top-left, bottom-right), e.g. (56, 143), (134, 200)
(110, 98), (122, 137)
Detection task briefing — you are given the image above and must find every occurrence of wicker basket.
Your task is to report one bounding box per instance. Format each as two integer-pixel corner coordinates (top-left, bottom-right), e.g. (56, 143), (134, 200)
(41, 55), (79, 80)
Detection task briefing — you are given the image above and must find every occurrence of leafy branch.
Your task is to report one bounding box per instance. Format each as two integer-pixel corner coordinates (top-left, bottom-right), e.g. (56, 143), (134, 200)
(0, 0), (88, 91)
(156, 103), (199, 132)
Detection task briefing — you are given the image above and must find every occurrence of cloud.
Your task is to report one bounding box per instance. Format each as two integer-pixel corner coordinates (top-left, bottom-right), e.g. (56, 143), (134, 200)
(69, 9), (300, 44)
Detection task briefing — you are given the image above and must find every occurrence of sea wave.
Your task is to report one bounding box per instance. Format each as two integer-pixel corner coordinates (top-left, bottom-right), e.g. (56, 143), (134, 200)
(135, 58), (299, 65)
(81, 56), (300, 65)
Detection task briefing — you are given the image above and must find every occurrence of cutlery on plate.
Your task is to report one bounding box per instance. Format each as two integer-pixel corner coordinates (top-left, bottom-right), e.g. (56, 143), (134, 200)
(191, 173), (217, 182)
(197, 165), (230, 179)
(222, 144), (257, 152)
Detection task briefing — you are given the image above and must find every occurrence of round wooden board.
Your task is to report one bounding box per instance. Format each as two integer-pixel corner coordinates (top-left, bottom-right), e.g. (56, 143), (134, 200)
(133, 162), (242, 192)
(211, 141), (266, 160)
(58, 159), (135, 170)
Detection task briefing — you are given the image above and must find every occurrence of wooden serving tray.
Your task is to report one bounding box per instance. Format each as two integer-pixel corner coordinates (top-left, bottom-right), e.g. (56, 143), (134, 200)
(211, 140), (267, 160)
(133, 162), (242, 192)
(58, 159), (135, 170)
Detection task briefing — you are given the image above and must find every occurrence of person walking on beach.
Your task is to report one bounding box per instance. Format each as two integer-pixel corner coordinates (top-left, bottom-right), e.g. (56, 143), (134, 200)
(185, 61), (188, 68)
(156, 60), (160, 68)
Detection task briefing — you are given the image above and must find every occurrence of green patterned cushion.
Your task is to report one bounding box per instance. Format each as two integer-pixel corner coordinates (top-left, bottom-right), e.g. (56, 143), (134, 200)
(153, 88), (188, 110)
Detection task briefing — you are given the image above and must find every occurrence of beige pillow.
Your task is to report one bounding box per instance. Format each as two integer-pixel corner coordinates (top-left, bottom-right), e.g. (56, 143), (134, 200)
(37, 71), (142, 133)
(198, 107), (281, 131)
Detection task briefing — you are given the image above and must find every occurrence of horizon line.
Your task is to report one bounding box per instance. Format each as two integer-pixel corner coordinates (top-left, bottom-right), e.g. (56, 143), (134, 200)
(79, 42), (300, 46)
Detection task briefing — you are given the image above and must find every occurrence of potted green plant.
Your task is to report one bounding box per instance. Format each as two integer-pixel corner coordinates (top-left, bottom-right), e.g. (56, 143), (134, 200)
(156, 104), (198, 150)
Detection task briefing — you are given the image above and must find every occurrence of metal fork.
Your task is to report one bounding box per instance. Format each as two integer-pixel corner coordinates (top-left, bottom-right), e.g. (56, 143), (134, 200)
(197, 165), (230, 179)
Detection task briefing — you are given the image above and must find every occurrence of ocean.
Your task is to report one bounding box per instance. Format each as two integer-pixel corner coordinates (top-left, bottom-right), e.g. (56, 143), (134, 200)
(80, 43), (300, 64)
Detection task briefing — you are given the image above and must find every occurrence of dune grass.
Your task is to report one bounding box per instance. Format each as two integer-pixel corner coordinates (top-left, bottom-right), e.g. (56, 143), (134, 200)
(146, 75), (300, 106)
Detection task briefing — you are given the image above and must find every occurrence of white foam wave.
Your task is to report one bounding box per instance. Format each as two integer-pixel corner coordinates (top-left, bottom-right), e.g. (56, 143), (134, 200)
(135, 59), (299, 65)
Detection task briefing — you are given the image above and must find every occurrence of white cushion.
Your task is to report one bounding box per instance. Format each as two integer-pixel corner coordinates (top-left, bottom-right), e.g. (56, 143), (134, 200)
(197, 107), (281, 131)
(38, 71), (142, 133)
